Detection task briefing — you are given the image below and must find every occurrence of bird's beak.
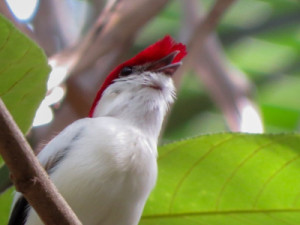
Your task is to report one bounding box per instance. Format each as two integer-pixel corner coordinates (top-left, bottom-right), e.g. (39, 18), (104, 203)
(147, 51), (182, 76)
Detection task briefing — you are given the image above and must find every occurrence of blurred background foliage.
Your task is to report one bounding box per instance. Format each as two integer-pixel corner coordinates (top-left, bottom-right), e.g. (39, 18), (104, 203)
(156, 0), (300, 139)
(0, 0), (300, 223)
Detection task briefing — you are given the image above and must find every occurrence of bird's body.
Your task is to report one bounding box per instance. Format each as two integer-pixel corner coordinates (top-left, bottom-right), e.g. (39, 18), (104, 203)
(8, 36), (186, 225)
(25, 117), (157, 225)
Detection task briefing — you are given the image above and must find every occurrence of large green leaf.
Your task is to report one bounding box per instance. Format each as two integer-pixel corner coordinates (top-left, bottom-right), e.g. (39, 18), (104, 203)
(0, 15), (50, 193)
(0, 14), (50, 134)
(140, 133), (300, 225)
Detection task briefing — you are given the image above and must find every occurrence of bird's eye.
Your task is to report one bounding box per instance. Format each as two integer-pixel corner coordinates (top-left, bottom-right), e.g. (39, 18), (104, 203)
(120, 66), (133, 77)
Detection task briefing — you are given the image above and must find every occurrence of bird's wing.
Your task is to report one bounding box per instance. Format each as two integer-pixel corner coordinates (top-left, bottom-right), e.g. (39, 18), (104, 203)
(37, 118), (88, 173)
(7, 118), (89, 225)
(8, 195), (28, 225)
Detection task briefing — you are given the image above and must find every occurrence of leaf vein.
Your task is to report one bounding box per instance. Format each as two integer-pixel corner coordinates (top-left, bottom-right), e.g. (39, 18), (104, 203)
(0, 26), (12, 52)
(168, 135), (234, 213)
(265, 212), (295, 225)
(1, 67), (35, 97)
(215, 136), (288, 210)
(142, 208), (300, 220)
(252, 155), (300, 208)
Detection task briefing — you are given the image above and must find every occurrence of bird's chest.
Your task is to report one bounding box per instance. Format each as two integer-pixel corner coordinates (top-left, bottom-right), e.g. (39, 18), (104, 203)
(73, 134), (157, 225)
(95, 133), (158, 196)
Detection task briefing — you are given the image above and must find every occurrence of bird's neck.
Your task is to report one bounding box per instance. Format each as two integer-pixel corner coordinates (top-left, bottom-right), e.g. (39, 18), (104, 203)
(92, 91), (169, 141)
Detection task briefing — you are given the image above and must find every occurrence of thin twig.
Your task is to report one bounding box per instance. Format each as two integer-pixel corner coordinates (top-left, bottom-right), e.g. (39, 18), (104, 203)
(0, 99), (82, 225)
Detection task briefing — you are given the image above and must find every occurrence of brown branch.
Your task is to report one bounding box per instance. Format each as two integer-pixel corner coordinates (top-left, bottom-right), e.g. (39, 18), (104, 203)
(32, 0), (66, 56)
(50, 0), (169, 76)
(175, 0), (262, 132)
(174, 0), (236, 84)
(187, 0), (236, 53)
(0, 99), (82, 225)
(196, 36), (256, 131)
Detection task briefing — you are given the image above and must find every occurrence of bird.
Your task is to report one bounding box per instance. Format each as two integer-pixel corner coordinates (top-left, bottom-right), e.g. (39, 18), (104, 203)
(8, 35), (187, 225)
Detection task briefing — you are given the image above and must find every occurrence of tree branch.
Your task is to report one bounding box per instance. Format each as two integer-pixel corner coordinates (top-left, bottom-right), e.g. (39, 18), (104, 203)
(195, 36), (263, 132)
(174, 0), (237, 84)
(0, 99), (82, 225)
(50, 0), (169, 77)
(176, 0), (263, 132)
(187, 0), (236, 53)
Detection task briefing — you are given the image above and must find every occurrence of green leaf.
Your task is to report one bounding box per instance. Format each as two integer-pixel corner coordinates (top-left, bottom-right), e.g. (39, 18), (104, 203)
(0, 15), (50, 193)
(0, 14), (50, 134)
(140, 133), (300, 225)
(0, 188), (13, 224)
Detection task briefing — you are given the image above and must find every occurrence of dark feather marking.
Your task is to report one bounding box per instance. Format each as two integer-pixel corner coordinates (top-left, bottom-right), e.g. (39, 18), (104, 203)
(71, 129), (82, 142)
(94, 24), (104, 38)
(8, 196), (29, 225)
(44, 150), (67, 174)
(45, 127), (84, 174)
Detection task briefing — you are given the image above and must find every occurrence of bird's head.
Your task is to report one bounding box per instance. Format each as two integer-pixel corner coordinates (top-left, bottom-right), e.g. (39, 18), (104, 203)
(89, 35), (186, 136)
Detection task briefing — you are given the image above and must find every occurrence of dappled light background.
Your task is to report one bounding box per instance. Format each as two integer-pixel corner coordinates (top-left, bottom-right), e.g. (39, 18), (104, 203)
(0, 0), (300, 222)
(2, 0), (300, 145)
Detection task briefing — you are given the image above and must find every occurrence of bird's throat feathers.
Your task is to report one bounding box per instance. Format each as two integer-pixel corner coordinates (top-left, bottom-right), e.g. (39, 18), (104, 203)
(92, 71), (175, 139)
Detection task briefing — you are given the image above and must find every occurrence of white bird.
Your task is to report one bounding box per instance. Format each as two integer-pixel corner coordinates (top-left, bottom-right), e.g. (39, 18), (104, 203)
(8, 35), (187, 225)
